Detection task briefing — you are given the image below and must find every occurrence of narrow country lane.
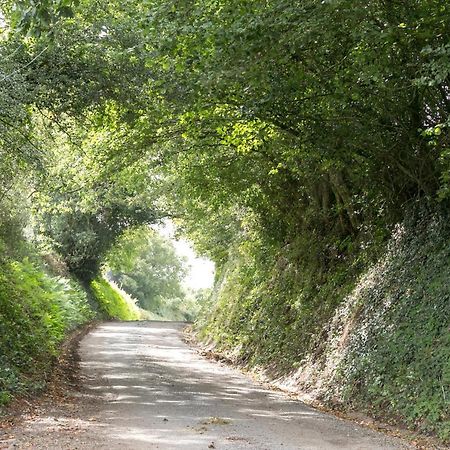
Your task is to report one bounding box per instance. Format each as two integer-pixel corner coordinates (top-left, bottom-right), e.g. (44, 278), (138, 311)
(1, 322), (412, 450)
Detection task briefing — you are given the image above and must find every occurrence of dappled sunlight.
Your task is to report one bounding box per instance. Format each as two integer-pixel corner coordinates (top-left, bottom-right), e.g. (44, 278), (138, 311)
(1, 1), (446, 446)
(65, 322), (407, 449)
(5, 322), (409, 449)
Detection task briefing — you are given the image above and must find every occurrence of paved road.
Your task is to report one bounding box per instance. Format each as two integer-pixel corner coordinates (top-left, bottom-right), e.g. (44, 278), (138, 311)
(2, 322), (412, 449)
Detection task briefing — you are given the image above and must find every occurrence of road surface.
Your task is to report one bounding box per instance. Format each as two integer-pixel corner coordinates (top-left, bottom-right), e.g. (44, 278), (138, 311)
(1, 321), (411, 449)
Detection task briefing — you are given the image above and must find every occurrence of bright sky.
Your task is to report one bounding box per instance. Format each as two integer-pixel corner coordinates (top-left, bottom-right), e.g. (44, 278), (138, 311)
(153, 220), (215, 290)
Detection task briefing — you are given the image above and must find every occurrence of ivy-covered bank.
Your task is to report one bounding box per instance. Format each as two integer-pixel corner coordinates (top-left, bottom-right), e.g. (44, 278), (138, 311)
(197, 212), (450, 442)
(0, 246), (138, 410)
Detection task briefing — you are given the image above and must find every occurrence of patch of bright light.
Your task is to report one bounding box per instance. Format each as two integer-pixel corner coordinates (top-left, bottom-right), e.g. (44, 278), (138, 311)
(153, 220), (215, 290)
(0, 11), (6, 29)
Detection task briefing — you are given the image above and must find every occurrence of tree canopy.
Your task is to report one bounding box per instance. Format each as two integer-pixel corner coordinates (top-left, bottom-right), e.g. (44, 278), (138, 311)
(1, 0), (449, 276)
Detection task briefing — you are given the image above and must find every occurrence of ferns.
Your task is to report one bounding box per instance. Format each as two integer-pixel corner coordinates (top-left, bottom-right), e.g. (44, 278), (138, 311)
(0, 256), (94, 407)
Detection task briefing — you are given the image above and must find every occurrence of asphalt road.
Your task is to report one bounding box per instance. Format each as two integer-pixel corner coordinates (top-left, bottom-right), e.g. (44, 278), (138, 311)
(1, 321), (412, 449)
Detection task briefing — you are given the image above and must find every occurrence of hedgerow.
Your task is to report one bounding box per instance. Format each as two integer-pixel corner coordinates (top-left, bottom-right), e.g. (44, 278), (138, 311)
(90, 277), (141, 321)
(0, 255), (94, 407)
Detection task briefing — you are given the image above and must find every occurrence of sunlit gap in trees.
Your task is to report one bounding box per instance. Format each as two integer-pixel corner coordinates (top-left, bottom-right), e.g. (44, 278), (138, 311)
(0, 11), (6, 30)
(153, 219), (215, 291)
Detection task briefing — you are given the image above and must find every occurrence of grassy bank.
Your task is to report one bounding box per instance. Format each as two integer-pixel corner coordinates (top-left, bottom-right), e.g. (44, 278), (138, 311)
(90, 277), (142, 321)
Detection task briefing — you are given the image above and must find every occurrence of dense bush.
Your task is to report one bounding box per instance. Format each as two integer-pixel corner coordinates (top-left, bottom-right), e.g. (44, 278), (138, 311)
(0, 255), (94, 407)
(90, 277), (141, 321)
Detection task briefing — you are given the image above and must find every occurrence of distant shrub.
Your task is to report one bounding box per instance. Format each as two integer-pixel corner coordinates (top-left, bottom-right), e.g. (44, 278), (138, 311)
(90, 277), (141, 321)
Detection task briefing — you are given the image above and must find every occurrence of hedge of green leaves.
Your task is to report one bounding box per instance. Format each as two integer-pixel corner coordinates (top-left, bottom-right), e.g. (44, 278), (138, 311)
(90, 277), (141, 321)
(0, 257), (94, 407)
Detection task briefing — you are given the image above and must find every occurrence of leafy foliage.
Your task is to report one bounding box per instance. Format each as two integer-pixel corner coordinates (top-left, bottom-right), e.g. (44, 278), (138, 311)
(106, 226), (200, 321)
(0, 0), (449, 442)
(90, 277), (141, 321)
(0, 252), (94, 407)
(9, 0), (78, 36)
(334, 215), (450, 440)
